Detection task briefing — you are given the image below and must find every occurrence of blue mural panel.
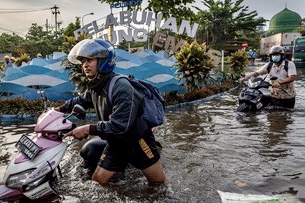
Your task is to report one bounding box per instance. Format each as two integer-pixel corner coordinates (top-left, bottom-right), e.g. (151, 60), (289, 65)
(0, 49), (183, 101)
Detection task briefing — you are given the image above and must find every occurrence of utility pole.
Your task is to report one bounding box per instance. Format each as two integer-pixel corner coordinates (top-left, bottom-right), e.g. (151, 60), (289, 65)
(51, 5), (60, 35)
(45, 19), (49, 32)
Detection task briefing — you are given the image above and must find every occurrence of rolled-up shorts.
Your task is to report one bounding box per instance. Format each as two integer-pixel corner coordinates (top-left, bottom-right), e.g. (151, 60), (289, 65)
(98, 128), (161, 172)
(271, 97), (295, 109)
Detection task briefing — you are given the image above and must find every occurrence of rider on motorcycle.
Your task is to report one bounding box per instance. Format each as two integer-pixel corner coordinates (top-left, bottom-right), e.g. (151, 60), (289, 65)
(239, 45), (297, 109)
(56, 39), (166, 186)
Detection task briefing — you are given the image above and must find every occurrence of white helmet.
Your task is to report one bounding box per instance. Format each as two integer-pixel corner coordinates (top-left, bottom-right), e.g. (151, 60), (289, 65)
(68, 39), (116, 74)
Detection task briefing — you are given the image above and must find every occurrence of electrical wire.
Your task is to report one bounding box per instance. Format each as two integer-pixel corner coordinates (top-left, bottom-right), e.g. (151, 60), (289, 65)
(0, 8), (50, 14)
(0, 6), (60, 36)
(0, 26), (26, 36)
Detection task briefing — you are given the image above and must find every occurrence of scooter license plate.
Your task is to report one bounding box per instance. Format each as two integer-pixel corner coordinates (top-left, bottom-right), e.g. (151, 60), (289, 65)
(15, 134), (41, 160)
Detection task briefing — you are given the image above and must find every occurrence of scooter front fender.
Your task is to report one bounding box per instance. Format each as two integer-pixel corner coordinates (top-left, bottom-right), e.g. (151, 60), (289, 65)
(0, 184), (24, 200)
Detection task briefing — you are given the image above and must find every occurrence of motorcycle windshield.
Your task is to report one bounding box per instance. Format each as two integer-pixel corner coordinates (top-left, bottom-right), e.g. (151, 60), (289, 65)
(241, 88), (261, 97)
(248, 78), (261, 88)
(34, 109), (66, 132)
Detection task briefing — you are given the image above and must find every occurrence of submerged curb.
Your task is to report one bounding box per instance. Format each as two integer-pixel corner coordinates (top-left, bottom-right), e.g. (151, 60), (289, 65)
(165, 85), (239, 111)
(0, 114), (36, 123)
(0, 86), (240, 123)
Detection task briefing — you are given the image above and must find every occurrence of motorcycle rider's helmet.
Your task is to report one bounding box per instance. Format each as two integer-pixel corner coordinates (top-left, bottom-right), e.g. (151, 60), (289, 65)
(68, 39), (116, 74)
(269, 45), (285, 63)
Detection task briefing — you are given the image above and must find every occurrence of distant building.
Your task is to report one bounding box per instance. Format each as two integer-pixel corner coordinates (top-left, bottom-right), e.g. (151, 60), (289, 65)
(269, 7), (302, 33)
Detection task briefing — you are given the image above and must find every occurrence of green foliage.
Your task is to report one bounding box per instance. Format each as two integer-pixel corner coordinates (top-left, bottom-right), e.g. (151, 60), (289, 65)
(14, 54), (31, 67)
(194, 0), (266, 50)
(297, 28), (305, 36)
(0, 24), (64, 58)
(0, 33), (25, 56)
(0, 81), (236, 115)
(0, 98), (64, 116)
(63, 59), (87, 93)
(117, 38), (152, 51)
(174, 41), (214, 91)
(60, 34), (93, 93)
(146, 0), (196, 21)
(225, 49), (249, 80)
(63, 17), (81, 37)
(97, 0), (196, 21)
(26, 23), (49, 41)
(163, 80), (236, 106)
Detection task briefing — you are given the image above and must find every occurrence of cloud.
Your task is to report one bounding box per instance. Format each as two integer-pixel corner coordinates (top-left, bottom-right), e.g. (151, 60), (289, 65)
(0, 0), (304, 37)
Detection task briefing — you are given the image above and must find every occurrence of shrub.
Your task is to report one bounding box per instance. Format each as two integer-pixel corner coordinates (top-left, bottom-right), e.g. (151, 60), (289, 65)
(174, 41), (214, 92)
(0, 98), (64, 115)
(163, 79), (236, 106)
(225, 49), (249, 80)
(15, 54), (31, 67)
(0, 79), (237, 115)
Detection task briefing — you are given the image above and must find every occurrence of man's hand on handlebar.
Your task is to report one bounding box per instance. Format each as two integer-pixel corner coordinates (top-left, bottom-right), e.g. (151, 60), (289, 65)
(239, 77), (246, 83)
(63, 124), (90, 140)
(272, 81), (281, 88)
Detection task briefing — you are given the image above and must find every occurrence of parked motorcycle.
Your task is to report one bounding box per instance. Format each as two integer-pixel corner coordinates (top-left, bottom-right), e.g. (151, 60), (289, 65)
(237, 76), (277, 112)
(0, 91), (87, 201)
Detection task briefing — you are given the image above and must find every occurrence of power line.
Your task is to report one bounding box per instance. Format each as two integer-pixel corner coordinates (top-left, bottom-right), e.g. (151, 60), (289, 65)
(0, 8), (50, 14)
(0, 6), (62, 36)
(0, 26), (26, 37)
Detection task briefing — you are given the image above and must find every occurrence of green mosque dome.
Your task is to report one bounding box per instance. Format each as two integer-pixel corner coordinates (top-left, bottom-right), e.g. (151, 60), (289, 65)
(269, 8), (302, 33)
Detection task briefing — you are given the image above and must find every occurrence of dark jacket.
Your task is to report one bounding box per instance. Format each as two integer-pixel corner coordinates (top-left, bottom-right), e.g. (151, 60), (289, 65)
(59, 72), (144, 141)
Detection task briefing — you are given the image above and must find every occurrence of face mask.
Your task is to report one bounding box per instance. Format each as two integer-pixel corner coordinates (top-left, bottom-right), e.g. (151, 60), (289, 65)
(271, 55), (281, 62)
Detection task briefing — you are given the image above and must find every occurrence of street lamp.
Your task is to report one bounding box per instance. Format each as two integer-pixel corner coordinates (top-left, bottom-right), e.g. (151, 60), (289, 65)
(82, 12), (94, 27)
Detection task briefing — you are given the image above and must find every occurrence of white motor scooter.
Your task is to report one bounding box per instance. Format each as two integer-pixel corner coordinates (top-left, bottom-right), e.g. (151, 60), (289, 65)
(0, 91), (86, 201)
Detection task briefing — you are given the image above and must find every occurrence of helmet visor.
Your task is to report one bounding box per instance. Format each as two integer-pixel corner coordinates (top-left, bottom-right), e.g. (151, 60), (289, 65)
(68, 39), (109, 64)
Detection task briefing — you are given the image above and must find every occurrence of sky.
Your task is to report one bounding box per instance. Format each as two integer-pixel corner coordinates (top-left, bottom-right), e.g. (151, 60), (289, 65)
(0, 0), (304, 37)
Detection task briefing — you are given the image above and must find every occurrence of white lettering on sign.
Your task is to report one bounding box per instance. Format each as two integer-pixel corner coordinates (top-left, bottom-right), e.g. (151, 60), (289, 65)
(152, 31), (186, 51)
(73, 10), (199, 50)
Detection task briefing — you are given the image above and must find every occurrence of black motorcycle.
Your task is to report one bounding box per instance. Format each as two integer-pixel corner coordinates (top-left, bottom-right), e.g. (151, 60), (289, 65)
(237, 76), (277, 112)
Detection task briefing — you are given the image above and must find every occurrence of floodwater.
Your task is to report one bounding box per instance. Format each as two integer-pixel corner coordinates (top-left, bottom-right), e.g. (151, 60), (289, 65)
(1, 67), (305, 203)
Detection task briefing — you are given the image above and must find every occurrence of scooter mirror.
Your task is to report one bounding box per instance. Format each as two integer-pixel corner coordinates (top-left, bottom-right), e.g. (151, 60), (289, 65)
(270, 76), (278, 81)
(72, 104), (86, 120)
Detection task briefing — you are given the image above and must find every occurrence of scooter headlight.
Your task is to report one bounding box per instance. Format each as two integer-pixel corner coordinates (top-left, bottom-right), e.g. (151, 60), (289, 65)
(250, 97), (261, 103)
(6, 169), (35, 190)
(248, 80), (260, 88)
(24, 176), (47, 191)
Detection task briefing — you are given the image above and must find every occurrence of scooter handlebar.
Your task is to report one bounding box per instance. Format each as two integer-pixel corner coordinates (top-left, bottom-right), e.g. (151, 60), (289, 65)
(58, 124), (77, 141)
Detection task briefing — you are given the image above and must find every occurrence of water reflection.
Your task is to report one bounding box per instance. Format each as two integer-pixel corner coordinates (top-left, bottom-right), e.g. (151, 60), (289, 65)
(0, 69), (305, 202)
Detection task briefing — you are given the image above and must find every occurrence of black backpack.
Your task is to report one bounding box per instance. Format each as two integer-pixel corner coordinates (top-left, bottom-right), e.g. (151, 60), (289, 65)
(108, 74), (165, 128)
(267, 59), (289, 73)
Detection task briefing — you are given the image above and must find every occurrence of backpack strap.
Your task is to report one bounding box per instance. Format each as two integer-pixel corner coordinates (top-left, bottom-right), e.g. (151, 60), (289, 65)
(284, 60), (289, 72)
(108, 74), (127, 105)
(267, 60), (289, 73)
(267, 62), (273, 73)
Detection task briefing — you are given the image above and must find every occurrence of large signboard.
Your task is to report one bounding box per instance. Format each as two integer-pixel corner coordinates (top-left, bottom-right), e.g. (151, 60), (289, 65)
(74, 9), (199, 51)
(110, 0), (142, 9)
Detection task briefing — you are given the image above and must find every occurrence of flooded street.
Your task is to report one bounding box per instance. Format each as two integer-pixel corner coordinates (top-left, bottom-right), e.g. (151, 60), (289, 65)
(1, 68), (305, 202)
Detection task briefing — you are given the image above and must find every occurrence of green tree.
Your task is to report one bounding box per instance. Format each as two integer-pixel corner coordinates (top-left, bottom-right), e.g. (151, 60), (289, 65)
(0, 33), (25, 56)
(97, 0), (196, 21)
(22, 23), (64, 58)
(26, 23), (50, 41)
(146, 0), (196, 21)
(63, 17), (81, 37)
(194, 0), (266, 50)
